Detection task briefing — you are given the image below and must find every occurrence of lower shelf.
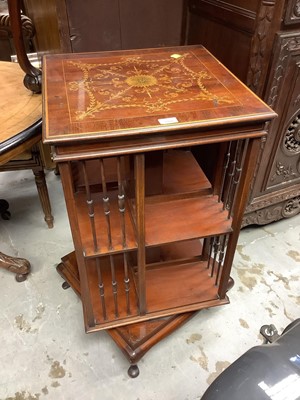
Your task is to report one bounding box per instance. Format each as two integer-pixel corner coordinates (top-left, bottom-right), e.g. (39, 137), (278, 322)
(144, 259), (225, 313)
(76, 239), (230, 331)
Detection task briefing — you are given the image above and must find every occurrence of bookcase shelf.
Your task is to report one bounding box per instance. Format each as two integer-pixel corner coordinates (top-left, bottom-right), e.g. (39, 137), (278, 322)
(83, 251), (229, 331)
(74, 149), (226, 258)
(144, 195), (232, 246)
(75, 191), (232, 258)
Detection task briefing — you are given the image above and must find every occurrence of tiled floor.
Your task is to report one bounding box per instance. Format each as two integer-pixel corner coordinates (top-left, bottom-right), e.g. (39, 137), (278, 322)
(0, 169), (299, 400)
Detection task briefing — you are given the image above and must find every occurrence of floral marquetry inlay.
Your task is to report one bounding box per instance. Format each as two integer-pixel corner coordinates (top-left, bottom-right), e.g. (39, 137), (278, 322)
(65, 53), (235, 121)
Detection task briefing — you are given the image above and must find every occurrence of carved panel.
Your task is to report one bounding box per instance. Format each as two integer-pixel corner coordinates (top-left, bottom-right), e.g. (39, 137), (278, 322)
(265, 33), (300, 188)
(282, 112), (300, 156)
(282, 196), (300, 217)
(246, 0), (276, 95)
(270, 161), (297, 182)
(243, 204), (283, 227)
(249, 32), (300, 199)
(266, 34), (300, 110)
(284, 0), (300, 25)
(246, 186), (300, 212)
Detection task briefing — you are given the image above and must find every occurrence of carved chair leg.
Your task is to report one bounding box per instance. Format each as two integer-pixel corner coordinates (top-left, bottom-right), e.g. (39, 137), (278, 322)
(0, 251), (31, 281)
(32, 167), (54, 228)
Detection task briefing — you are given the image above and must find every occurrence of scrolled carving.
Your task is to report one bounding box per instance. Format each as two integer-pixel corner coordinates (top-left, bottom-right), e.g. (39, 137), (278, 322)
(282, 196), (300, 217)
(246, 1), (276, 94)
(271, 161), (297, 182)
(266, 35), (300, 109)
(246, 188), (300, 213)
(243, 195), (300, 227)
(282, 112), (300, 155)
(7, 0), (41, 93)
(19, 14), (35, 38)
(0, 12), (35, 38)
(288, 36), (300, 51)
(242, 204), (283, 227)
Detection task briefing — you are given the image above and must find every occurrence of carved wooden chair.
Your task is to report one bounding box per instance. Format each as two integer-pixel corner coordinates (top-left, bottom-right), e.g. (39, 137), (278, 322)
(0, 0), (53, 281)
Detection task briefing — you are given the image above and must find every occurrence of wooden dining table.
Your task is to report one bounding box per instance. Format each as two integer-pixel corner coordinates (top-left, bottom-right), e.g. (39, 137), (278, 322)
(0, 61), (50, 281)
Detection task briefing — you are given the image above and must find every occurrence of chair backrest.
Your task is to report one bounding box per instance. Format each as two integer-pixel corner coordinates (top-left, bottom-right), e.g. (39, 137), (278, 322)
(0, 0), (35, 58)
(7, 0), (42, 93)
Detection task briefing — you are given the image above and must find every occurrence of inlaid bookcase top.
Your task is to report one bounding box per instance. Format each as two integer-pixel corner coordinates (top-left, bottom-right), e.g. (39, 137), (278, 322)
(43, 45), (276, 336)
(43, 45), (275, 146)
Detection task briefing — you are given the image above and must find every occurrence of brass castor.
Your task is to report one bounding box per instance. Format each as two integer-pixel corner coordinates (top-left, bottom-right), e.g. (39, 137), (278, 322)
(62, 281), (70, 290)
(16, 273), (28, 282)
(128, 364), (139, 378)
(0, 199), (11, 220)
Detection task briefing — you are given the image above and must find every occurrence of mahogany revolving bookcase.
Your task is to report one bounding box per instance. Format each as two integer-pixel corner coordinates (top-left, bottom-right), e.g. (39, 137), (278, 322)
(42, 45), (276, 377)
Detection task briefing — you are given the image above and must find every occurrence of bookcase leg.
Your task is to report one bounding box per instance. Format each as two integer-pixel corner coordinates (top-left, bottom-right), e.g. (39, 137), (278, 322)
(62, 281), (70, 290)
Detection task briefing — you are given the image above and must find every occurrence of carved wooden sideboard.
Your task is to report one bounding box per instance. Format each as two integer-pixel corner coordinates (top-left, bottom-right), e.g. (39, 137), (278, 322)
(188, 0), (300, 226)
